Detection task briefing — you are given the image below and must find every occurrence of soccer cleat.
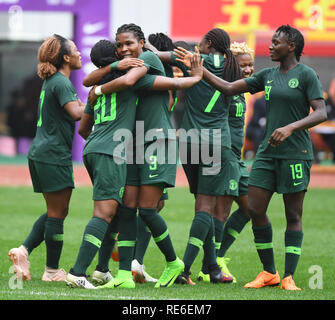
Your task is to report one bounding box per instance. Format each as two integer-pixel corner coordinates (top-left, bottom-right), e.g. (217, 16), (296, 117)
(280, 275), (301, 291)
(197, 271), (210, 282)
(42, 267), (67, 282)
(217, 257), (237, 283)
(244, 270), (280, 288)
(155, 257), (184, 288)
(91, 270), (114, 285)
(65, 270), (96, 289)
(8, 245), (31, 280)
(175, 271), (196, 285)
(209, 268), (234, 284)
(131, 259), (158, 283)
(98, 270), (135, 289)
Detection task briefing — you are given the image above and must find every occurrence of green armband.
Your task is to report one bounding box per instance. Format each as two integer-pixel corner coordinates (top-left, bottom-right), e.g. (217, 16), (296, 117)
(110, 61), (119, 71)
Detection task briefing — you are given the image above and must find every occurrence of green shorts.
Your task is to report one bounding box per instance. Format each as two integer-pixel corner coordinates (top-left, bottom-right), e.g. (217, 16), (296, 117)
(237, 160), (249, 196)
(28, 159), (74, 193)
(83, 153), (126, 203)
(126, 139), (177, 188)
(181, 144), (240, 196)
(249, 157), (312, 194)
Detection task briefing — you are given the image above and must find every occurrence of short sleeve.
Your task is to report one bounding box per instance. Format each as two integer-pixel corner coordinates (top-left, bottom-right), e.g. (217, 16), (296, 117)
(53, 77), (78, 107)
(244, 68), (269, 94)
(133, 74), (157, 91)
(303, 68), (324, 101)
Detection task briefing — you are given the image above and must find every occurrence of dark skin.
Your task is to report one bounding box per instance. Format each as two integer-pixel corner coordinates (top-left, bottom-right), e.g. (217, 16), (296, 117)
(177, 31), (327, 231)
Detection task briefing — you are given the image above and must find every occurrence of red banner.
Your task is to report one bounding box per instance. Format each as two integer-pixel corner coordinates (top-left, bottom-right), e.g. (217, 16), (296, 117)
(171, 0), (335, 56)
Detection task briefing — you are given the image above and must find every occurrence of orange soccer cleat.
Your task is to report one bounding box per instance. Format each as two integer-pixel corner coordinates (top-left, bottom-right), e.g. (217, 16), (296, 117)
(244, 270), (280, 288)
(280, 275), (301, 291)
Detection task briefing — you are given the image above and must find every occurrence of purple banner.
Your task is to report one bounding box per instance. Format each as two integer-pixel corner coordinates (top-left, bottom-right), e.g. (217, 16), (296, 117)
(0, 0), (111, 161)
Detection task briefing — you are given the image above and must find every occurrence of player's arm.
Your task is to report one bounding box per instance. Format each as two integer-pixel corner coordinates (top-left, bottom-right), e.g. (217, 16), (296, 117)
(78, 112), (94, 140)
(64, 99), (85, 121)
(175, 46), (249, 95)
(268, 99), (327, 147)
(82, 58), (145, 87)
(145, 41), (173, 63)
(152, 51), (203, 91)
(88, 66), (148, 105)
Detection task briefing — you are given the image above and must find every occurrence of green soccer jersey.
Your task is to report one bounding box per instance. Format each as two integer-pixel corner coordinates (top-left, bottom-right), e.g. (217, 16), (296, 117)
(229, 94), (246, 159)
(28, 72), (79, 166)
(83, 74), (157, 159)
(170, 52), (231, 147)
(135, 51), (175, 144)
(244, 64), (324, 160)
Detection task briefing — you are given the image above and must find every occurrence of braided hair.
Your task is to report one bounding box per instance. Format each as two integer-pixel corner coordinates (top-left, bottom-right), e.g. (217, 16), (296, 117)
(275, 24), (304, 61)
(116, 23), (146, 46)
(204, 28), (241, 82)
(148, 32), (175, 52)
(37, 34), (71, 79)
(90, 39), (125, 84)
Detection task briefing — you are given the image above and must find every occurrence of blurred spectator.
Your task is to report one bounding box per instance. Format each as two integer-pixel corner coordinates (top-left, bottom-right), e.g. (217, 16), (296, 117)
(319, 81), (335, 163)
(6, 74), (42, 155)
(246, 93), (266, 153)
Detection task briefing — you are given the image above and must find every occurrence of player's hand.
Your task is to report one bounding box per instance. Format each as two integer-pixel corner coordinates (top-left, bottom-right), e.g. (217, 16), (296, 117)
(117, 58), (144, 70)
(189, 48), (203, 80)
(174, 46), (193, 68)
(88, 86), (98, 107)
(268, 125), (294, 147)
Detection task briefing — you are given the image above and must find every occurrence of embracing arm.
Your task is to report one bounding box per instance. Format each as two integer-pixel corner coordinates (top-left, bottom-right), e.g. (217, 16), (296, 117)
(268, 99), (328, 147)
(88, 66), (148, 105)
(83, 58), (145, 87)
(144, 42), (173, 63)
(152, 51), (203, 91)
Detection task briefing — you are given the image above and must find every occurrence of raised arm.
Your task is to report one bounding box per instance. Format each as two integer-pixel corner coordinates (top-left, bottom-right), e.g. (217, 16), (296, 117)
(151, 51), (203, 91)
(268, 99), (327, 147)
(144, 41), (173, 63)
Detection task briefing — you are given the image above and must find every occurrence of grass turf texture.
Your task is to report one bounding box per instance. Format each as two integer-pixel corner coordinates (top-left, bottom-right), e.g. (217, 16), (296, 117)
(0, 186), (334, 300)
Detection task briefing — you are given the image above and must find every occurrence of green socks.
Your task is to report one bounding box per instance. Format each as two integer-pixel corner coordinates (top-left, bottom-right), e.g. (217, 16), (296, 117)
(218, 209), (250, 257)
(284, 230), (303, 278)
(23, 212), (48, 254)
(117, 206), (137, 271)
(139, 208), (176, 262)
(96, 214), (119, 273)
(134, 215), (152, 265)
(44, 217), (64, 269)
(72, 217), (108, 275)
(183, 211), (212, 272)
(253, 223), (276, 274)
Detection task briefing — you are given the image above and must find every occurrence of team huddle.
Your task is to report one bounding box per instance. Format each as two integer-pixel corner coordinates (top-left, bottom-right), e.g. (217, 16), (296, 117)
(8, 23), (327, 292)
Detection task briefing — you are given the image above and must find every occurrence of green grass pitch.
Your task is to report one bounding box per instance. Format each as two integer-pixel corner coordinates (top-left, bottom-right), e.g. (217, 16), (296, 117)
(0, 186), (334, 301)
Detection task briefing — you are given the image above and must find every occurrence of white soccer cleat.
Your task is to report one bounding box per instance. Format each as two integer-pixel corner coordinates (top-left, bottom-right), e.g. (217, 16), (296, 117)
(131, 259), (158, 283)
(8, 245), (31, 280)
(42, 267), (67, 282)
(65, 271), (96, 289)
(91, 270), (114, 285)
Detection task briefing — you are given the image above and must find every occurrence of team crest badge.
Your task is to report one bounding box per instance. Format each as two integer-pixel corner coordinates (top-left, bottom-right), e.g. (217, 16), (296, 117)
(288, 78), (299, 88)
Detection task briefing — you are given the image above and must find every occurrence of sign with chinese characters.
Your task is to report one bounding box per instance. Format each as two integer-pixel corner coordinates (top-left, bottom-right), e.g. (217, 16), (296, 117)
(171, 0), (335, 56)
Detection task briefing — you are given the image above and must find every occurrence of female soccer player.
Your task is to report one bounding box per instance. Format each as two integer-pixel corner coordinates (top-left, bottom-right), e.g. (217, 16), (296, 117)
(8, 34), (84, 282)
(68, 28), (203, 289)
(197, 41), (255, 283)
(179, 25), (327, 290)
(149, 28), (241, 285)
